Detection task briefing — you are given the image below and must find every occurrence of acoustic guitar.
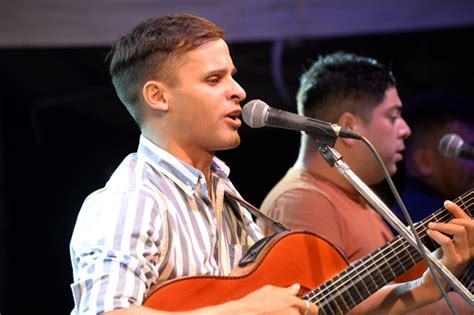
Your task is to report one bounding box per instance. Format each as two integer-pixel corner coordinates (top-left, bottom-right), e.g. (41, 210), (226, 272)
(144, 189), (473, 314)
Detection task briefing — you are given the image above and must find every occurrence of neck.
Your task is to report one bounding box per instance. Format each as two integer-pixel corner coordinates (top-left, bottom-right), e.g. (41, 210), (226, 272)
(142, 129), (214, 181)
(181, 151), (214, 184)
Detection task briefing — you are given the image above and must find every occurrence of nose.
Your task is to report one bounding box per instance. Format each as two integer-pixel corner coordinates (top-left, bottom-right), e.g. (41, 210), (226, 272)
(229, 78), (246, 103)
(399, 117), (411, 140)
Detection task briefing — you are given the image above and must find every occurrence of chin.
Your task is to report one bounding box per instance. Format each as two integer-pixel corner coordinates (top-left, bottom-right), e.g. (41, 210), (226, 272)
(218, 136), (241, 151)
(225, 142), (240, 150)
(384, 160), (398, 176)
(369, 166), (395, 185)
(388, 165), (397, 176)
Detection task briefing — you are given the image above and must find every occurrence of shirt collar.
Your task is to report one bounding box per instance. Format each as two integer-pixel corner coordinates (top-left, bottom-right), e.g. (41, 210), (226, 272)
(137, 135), (230, 196)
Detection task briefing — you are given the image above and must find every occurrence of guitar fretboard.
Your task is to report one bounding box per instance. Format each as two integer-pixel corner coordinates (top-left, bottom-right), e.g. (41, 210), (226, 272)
(304, 189), (474, 315)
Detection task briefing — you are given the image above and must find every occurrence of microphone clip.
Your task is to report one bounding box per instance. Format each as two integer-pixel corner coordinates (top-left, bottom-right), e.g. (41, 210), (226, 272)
(317, 143), (342, 167)
(308, 131), (337, 148)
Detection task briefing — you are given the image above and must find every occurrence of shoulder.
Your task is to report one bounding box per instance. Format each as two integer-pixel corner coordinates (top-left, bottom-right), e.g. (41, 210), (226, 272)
(78, 153), (175, 220)
(261, 168), (337, 214)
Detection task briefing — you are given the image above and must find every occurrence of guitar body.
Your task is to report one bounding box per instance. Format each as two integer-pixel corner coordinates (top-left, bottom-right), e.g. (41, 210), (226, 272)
(144, 231), (349, 311)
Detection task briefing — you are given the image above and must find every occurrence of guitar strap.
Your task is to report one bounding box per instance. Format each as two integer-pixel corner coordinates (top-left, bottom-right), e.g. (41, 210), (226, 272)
(224, 189), (289, 234)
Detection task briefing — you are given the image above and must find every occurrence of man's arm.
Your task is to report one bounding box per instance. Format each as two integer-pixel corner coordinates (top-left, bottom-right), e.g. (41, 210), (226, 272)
(106, 284), (318, 315)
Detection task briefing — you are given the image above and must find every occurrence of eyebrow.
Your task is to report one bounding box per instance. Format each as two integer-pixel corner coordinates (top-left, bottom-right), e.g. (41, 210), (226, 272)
(389, 105), (403, 113)
(207, 67), (237, 77)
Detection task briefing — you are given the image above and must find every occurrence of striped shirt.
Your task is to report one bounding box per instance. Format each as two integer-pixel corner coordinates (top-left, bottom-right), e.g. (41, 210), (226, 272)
(70, 135), (263, 314)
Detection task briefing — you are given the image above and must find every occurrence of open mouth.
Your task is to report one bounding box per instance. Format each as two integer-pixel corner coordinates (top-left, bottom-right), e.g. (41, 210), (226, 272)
(227, 112), (240, 120)
(225, 110), (242, 127)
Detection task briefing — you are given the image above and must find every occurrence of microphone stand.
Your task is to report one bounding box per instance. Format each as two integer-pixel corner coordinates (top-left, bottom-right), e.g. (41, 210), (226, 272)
(316, 143), (474, 306)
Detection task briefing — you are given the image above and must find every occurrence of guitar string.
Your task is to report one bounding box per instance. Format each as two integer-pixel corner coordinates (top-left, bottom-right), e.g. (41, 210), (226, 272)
(311, 192), (473, 311)
(459, 262), (473, 291)
(306, 191), (473, 312)
(312, 225), (428, 312)
(309, 192), (473, 311)
(313, 245), (423, 315)
(311, 192), (474, 312)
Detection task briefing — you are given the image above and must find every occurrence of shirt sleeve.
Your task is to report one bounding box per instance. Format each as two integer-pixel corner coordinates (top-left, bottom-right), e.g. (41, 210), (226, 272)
(70, 188), (165, 314)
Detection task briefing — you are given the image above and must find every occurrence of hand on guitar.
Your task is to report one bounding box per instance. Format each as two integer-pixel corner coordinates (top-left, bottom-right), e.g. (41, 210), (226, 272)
(441, 200), (474, 258)
(107, 284), (318, 315)
(422, 200), (473, 295)
(226, 283), (318, 315)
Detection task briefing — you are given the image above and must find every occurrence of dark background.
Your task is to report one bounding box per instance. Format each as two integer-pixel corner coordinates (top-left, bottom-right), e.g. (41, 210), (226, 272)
(1, 26), (473, 314)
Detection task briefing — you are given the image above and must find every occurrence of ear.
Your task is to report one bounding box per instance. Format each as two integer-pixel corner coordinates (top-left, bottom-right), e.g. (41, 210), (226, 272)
(413, 149), (434, 176)
(337, 112), (359, 146)
(143, 80), (168, 112)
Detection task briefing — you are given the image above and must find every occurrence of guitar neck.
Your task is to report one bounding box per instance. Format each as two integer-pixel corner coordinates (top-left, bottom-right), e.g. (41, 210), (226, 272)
(306, 189), (474, 315)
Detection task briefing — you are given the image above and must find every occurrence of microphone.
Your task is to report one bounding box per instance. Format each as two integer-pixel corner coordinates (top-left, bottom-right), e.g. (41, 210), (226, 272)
(438, 133), (474, 161)
(242, 99), (362, 139)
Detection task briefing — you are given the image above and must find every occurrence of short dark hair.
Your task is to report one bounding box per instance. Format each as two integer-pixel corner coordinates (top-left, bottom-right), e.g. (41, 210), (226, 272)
(107, 14), (226, 126)
(296, 52), (396, 123)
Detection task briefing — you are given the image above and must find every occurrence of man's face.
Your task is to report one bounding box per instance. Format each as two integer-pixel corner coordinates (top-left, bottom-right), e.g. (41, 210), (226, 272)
(162, 39), (246, 157)
(355, 87), (412, 183)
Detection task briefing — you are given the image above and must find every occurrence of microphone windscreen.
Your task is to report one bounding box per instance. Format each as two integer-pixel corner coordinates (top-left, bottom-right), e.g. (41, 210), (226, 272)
(242, 99), (268, 128)
(438, 133), (463, 158)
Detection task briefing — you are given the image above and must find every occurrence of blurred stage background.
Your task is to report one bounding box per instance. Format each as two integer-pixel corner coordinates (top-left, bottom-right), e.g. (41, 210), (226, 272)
(1, 1), (473, 313)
